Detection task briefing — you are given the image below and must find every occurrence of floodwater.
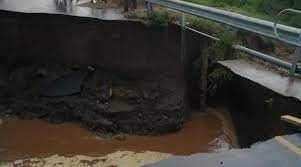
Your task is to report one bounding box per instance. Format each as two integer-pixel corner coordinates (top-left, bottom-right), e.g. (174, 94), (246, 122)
(0, 108), (238, 162)
(0, 0), (125, 20)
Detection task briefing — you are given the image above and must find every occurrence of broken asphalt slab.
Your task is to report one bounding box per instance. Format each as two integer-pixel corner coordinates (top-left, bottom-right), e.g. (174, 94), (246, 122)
(219, 59), (301, 101)
(41, 71), (87, 97)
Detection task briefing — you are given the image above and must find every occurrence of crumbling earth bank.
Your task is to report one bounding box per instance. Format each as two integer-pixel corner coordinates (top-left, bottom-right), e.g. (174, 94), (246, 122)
(0, 62), (185, 135)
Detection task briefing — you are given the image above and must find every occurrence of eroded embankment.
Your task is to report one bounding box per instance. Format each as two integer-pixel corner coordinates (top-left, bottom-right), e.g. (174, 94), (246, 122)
(0, 10), (205, 135)
(0, 11), (241, 165)
(1, 9), (300, 166)
(0, 62), (186, 135)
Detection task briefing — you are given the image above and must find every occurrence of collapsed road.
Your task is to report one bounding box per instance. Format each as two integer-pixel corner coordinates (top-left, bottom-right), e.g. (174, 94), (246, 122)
(0, 0), (301, 167)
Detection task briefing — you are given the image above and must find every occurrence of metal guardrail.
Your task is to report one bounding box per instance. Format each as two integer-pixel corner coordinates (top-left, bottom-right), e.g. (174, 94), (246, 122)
(274, 8), (301, 42)
(146, 0), (301, 47)
(177, 24), (301, 73)
(274, 9), (301, 74)
(146, 0), (301, 75)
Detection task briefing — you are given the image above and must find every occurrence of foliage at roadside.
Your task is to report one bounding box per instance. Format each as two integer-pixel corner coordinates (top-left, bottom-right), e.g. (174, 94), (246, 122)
(207, 30), (238, 61)
(187, 16), (223, 36)
(127, 4), (286, 93)
(127, 9), (223, 35)
(146, 10), (178, 27)
(197, 30), (236, 92)
(183, 0), (301, 27)
(127, 0), (301, 29)
(126, 10), (178, 27)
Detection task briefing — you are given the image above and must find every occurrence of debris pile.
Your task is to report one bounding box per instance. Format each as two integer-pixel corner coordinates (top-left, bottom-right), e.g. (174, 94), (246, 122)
(0, 62), (185, 135)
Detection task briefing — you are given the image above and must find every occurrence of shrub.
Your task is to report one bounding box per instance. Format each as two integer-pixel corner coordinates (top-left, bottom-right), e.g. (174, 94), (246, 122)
(146, 10), (178, 27)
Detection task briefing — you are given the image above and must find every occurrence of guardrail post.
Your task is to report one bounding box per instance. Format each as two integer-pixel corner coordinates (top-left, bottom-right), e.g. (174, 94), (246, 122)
(290, 47), (301, 75)
(146, 2), (153, 15)
(180, 12), (187, 64)
(180, 12), (190, 117)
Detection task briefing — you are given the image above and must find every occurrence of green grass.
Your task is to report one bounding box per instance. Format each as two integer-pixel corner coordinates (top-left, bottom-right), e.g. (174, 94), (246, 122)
(127, 0), (301, 28)
(127, 9), (224, 35)
(126, 9), (177, 27)
(183, 0), (301, 27)
(128, 0), (301, 29)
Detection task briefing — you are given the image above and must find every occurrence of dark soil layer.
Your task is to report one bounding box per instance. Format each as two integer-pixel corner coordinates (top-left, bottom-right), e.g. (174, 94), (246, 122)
(0, 62), (184, 135)
(0, 10), (202, 80)
(0, 10), (205, 135)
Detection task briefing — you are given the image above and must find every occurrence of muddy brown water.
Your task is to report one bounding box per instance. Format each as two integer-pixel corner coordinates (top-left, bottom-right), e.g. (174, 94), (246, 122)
(0, 109), (237, 162)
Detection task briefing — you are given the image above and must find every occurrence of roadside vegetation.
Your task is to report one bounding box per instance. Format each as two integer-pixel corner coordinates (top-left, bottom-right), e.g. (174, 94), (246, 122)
(183, 0), (301, 27)
(128, 9), (237, 94)
(127, 0), (300, 95)
(193, 30), (236, 96)
(128, 0), (301, 31)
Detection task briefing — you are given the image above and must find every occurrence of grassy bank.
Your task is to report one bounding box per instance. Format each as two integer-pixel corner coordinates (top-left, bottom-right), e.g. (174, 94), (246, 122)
(183, 0), (301, 27)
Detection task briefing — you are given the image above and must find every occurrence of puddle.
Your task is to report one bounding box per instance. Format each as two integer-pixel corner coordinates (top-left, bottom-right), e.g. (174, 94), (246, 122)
(0, 108), (237, 162)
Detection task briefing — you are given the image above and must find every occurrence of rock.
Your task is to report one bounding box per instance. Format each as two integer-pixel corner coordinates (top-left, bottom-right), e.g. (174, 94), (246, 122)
(41, 71), (87, 97)
(49, 111), (66, 124)
(136, 98), (143, 104)
(97, 118), (113, 127)
(5, 108), (12, 114)
(142, 90), (149, 99)
(0, 119), (2, 125)
(35, 68), (48, 77)
(107, 102), (134, 113)
(114, 134), (127, 141)
(162, 115), (169, 120)
(150, 91), (159, 100)
(87, 66), (95, 71)
(66, 101), (75, 109)
(95, 104), (109, 111)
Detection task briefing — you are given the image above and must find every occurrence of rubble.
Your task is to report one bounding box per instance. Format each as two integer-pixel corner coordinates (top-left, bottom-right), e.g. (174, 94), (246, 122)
(0, 62), (185, 135)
